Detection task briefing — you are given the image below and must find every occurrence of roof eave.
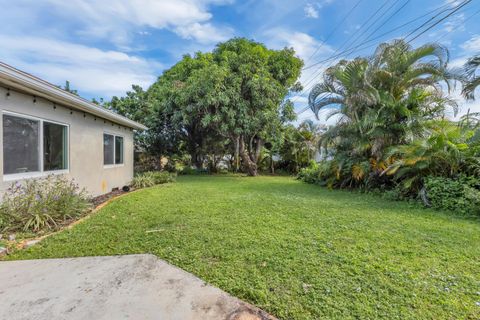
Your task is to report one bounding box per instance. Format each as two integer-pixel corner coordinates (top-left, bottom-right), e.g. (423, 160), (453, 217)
(0, 62), (148, 131)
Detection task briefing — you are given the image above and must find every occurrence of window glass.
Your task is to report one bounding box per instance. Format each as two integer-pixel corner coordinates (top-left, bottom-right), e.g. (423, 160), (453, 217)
(103, 134), (114, 165)
(115, 136), (124, 164)
(44, 122), (68, 171)
(3, 114), (40, 174)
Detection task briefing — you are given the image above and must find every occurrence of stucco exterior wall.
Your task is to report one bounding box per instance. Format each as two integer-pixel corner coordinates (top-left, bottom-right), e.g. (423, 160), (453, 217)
(0, 85), (134, 197)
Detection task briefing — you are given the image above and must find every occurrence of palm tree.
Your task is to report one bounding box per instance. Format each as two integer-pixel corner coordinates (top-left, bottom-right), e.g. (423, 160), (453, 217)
(385, 120), (480, 192)
(462, 55), (480, 100)
(298, 120), (325, 161)
(308, 39), (457, 188)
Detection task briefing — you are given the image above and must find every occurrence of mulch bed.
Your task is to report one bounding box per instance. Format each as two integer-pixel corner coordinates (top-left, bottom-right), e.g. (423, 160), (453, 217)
(91, 189), (128, 207)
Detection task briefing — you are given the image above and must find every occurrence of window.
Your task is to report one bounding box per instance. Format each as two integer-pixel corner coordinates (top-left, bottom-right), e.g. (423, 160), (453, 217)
(115, 136), (124, 164)
(103, 133), (123, 166)
(44, 122), (68, 171)
(3, 113), (68, 178)
(3, 114), (40, 174)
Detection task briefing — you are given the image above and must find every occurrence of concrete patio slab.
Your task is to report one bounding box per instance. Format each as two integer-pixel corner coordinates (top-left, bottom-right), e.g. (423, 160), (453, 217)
(0, 254), (275, 320)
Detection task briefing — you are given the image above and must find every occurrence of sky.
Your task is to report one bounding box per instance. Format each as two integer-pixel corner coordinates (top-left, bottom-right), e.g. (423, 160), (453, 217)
(0, 0), (479, 124)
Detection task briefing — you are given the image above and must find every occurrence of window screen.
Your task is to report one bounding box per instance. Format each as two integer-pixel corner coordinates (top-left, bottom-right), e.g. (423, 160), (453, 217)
(44, 122), (68, 171)
(103, 134), (114, 165)
(3, 114), (40, 174)
(115, 136), (124, 164)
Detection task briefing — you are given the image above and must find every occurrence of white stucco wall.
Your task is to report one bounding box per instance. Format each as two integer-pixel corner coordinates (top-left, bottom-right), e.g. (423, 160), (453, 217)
(0, 86), (134, 197)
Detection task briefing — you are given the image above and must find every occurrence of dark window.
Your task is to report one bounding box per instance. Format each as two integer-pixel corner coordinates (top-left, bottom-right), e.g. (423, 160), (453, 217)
(3, 114), (40, 174)
(103, 134), (114, 165)
(44, 122), (68, 171)
(115, 136), (124, 164)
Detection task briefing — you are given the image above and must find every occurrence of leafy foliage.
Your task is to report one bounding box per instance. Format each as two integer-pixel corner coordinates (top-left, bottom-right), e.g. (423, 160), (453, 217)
(424, 176), (480, 216)
(131, 171), (176, 189)
(303, 39), (478, 198)
(0, 175), (91, 232)
(108, 38), (303, 175)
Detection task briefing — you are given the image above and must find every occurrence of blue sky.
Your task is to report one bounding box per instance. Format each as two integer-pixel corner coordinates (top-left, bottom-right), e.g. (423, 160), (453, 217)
(0, 0), (479, 123)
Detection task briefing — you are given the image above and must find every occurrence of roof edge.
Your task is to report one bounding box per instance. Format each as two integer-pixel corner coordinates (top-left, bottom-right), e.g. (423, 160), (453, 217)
(0, 62), (147, 130)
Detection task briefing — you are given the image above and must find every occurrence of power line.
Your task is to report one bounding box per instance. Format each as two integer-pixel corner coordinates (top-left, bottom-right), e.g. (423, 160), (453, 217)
(294, 0), (475, 120)
(406, 0), (471, 43)
(293, 0), (407, 110)
(295, 0), (471, 116)
(304, 0), (364, 66)
(302, 1), (454, 72)
(300, 0), (411, 97)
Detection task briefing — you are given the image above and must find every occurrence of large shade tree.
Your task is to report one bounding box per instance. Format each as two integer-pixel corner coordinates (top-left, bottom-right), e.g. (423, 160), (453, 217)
(204, 38), (303, 175)
(109, 38), (303, 175)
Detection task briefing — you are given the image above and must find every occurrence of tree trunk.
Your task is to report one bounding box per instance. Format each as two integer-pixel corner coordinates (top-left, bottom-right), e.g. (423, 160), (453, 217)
(239, 136), (257, 176)
(234, 136), (240, 172)
(270, 156), (275, 174)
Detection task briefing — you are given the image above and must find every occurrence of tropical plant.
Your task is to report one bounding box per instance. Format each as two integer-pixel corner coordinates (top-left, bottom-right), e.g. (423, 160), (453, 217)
(0, 175), (91, 232)
(131, 171), (176, 189)
(307, 40), (458, 190)
(462, 54), (480, 100)
(384, 120), (479, 192)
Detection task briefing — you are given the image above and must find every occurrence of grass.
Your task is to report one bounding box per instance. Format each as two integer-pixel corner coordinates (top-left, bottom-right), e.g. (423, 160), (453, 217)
(6, 175), (480, 319)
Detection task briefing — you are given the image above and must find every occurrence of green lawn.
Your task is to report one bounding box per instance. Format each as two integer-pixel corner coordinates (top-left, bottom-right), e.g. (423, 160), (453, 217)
(7, 175), (480, 319)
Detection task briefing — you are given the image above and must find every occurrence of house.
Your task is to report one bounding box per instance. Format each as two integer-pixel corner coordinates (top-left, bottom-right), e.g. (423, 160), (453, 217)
(0, 62), (147, 196)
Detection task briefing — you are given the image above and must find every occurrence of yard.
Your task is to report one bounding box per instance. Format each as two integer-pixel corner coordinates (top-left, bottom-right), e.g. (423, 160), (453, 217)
(7, 175), (480, 319)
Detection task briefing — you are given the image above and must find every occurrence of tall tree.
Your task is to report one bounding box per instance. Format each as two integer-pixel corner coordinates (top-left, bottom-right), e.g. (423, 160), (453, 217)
(205, 38), (303, 175)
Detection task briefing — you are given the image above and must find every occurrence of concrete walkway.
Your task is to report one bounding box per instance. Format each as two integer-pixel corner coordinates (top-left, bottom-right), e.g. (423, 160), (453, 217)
(0, 254), (275, 320)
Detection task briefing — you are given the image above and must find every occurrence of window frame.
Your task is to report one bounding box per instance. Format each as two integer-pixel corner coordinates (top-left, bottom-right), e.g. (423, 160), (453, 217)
(2, 110), (70, 182)
(103, 132), (124, 168)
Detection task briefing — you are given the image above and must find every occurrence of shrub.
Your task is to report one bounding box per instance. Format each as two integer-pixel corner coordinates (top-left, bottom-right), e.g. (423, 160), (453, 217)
(151, 171), (177, 184)
(0, 175), (91, 232)
(297, 161), (321, 184)
(424, 176), (480, 216)
(180, 167), (209, 175)
(131, 171), (176, 189)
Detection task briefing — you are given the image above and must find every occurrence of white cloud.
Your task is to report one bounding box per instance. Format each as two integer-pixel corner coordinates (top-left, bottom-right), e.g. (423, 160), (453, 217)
(461, 35), (480, 52)
(175, 23), (233, 44)
(263, 28), (338, 125)
(263, 29), (335, 94)
(304, 3), (319, 19)
(0, 35), (159, 98)
(443, 13), (465, 33)
(2, 0), (233, 46)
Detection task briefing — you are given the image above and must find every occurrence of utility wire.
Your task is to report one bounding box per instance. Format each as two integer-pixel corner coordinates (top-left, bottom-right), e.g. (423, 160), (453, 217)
(293, 0), (406, 109)
(298, 0), (410, 98)
(406, 0), (471, 43)
(302, 1), (454, 72)
(304, 0), (364, 66)
(298, 0), (477, 123)
(295, 0), (471, 116)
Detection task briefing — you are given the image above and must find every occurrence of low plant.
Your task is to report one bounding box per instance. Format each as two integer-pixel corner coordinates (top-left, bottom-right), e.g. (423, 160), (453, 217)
(0, 175), (91, 232)
(180, 167), (210, 175)
(131, 173), (156, 188)
(424, 175), (480, 216)
(297, 161), (321, 184)
(131, 171), (176, 189)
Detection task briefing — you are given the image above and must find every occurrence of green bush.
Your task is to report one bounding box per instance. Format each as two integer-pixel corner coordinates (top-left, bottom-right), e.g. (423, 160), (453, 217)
(0, 175), (91, 232)
(131, 171), (176, 189)
(180, 167), (210, 175)
(151, 171), (177, 184)
(297, 163), (321, 184)
(131, 173), (155, 188)
(424, 176), (480, 216)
